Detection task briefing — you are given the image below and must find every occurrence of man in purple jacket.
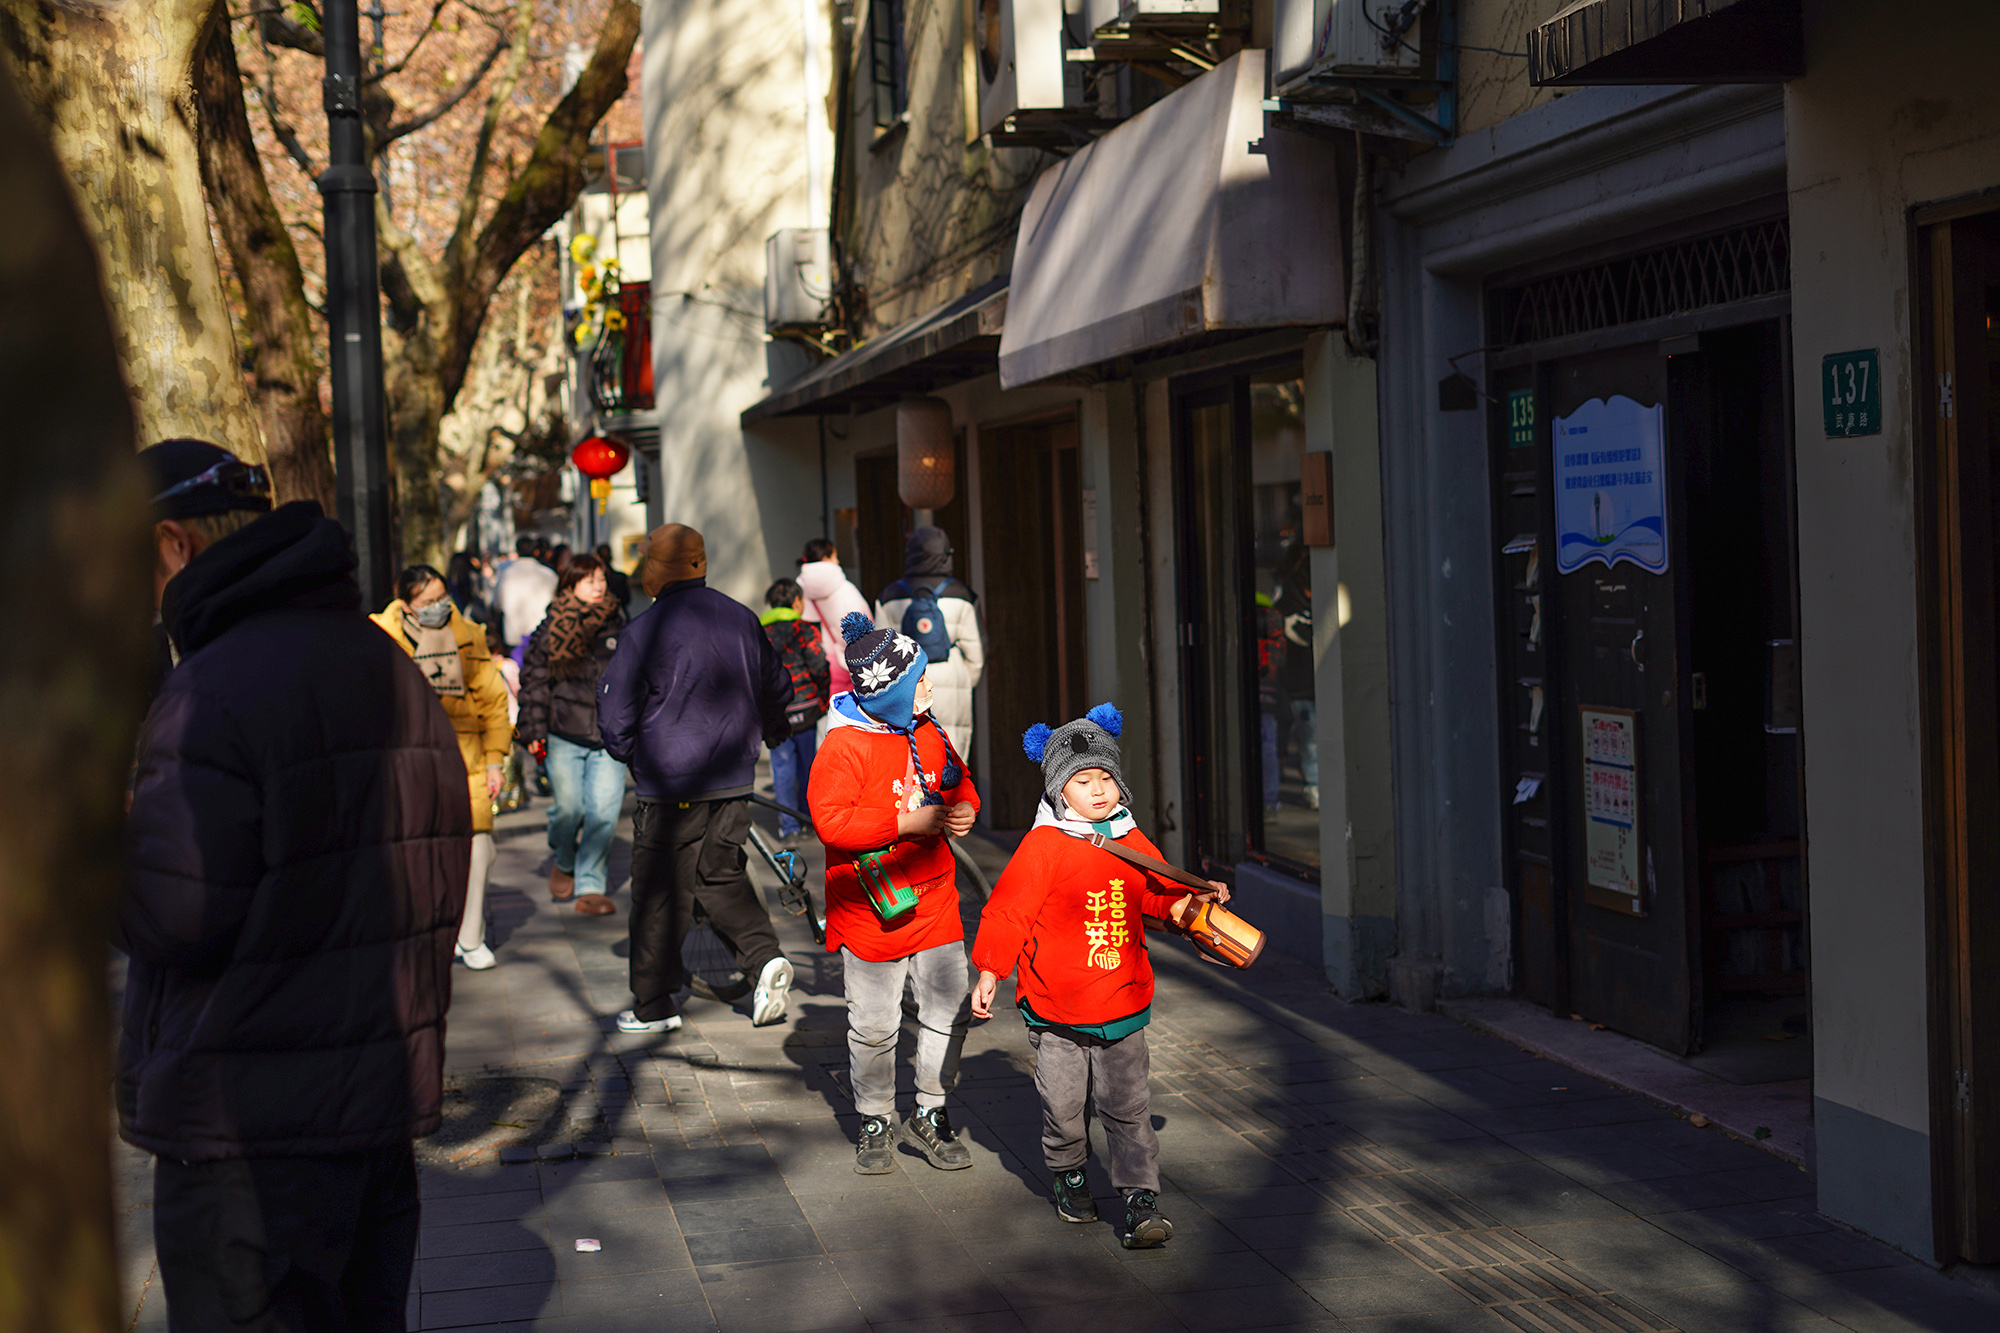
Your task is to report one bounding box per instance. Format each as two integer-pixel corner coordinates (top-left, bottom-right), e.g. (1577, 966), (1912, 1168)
(599, 524), (796, 1032)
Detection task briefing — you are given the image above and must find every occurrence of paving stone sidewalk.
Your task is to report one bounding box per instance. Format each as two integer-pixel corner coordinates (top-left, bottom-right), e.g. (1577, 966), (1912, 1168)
(121, 791), (2000, 1333)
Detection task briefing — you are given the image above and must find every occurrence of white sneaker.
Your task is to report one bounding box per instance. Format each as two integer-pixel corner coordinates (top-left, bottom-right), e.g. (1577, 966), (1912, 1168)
(751, 957), (793, 1027)
(615, 1009), (682, 1034)
(455, 943), (497, 970)
(1305, 784), (1320, 811)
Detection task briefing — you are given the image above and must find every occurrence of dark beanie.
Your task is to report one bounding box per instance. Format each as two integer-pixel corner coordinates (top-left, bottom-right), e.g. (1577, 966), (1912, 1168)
(140, 438), (270, 520)
(903, 525), (953, 577)
(1024, 703), (1131, 808)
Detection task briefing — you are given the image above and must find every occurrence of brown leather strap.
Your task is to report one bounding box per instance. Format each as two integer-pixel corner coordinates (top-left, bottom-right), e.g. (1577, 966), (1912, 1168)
(1086, 831), (1211, 892)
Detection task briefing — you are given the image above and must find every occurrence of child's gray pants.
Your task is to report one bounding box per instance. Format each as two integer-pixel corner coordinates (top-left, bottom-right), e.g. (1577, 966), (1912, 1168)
(842, 942), (970, 1118)
(1028, 1026), (1160, 1194)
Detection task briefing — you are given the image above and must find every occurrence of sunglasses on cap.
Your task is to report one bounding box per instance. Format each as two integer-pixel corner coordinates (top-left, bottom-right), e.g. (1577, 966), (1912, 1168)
(151, 458), (273, 509)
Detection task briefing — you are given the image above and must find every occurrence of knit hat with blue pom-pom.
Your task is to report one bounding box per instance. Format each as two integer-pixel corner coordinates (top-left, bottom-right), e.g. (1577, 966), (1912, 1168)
(841, 611), (928, 733)
(1023, 703), (1129, 807)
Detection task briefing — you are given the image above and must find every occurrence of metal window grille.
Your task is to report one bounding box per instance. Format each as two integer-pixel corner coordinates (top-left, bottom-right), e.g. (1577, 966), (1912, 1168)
(1489, 219), (1790, 348)
(870, 0), (908, 129)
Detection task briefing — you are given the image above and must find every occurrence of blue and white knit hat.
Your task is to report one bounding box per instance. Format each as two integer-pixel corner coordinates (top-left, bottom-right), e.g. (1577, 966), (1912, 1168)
(842, 611), (928, 733)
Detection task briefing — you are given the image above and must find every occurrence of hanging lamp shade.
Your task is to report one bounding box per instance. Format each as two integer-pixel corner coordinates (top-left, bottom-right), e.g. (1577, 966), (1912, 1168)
(897, 396), (955, 511)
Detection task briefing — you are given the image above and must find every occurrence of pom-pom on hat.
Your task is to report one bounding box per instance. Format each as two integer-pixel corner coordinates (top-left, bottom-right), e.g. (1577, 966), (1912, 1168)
(842, 610), (929, 732)
(1025, 702), (1130, 809)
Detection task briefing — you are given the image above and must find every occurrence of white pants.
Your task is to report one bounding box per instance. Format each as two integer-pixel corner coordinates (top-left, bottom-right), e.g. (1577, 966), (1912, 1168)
(460, 832), (494, 950)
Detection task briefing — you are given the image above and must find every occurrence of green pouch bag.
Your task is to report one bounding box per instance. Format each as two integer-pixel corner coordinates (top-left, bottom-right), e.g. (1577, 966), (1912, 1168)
(855, 849), (918, 923)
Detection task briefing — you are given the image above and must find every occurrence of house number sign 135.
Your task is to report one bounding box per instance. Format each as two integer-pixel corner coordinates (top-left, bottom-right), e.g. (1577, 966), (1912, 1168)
(1823, 349), (1880, 437)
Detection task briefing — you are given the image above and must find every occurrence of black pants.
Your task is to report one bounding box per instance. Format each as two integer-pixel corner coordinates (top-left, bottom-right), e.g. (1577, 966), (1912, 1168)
(629, 796), (784, 1021)
(154, 1142), (418, 1332)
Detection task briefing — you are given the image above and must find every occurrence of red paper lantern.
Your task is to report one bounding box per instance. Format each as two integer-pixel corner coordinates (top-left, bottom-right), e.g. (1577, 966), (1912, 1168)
(571, 435), (632, 514)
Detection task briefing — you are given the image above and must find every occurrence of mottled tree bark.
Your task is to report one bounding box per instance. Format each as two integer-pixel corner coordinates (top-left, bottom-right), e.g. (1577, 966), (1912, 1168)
(376, 0), (641, 564)
(0, 52), (154, 1333)
(0, 0), (264, 460)
(193, 13), (335, 508)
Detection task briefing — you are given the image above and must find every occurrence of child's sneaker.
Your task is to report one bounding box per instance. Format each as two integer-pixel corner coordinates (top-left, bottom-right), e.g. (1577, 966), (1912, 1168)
(900, 1107), (972, 1170)
(855, 1115), (896, 1174)
(1121, 1190), (1173, 1249)
(1051, 1168), (1097, 1223)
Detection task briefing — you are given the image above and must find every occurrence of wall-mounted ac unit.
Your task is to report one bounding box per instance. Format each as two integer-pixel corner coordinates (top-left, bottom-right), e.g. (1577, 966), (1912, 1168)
(1085, 0), (1219, 34)
(973, 0), (1088, 138)
(1274, 0), (1425, 87)
(764, 228), (831, 335)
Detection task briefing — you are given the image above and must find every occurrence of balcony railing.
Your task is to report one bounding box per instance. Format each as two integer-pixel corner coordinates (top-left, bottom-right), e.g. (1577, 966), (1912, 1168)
(589, 281), (654, 415)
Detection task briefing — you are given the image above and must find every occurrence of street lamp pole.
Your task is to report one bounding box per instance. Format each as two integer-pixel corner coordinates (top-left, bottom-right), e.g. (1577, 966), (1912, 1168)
(318, 0), (394, 605)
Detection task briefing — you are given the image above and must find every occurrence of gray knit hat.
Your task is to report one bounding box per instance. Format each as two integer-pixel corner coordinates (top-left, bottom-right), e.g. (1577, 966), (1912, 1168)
(1023, 703), (1130, 808)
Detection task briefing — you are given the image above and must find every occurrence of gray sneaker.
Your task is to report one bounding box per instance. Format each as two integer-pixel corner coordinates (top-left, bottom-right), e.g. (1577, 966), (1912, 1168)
(900, 1107), (972, 1170)
(855, 1115), (896, 1174)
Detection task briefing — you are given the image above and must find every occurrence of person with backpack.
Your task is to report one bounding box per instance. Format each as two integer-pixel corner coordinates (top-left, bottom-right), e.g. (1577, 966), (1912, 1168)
(760, 576), (831, 843)
(875, 526), (983, 758)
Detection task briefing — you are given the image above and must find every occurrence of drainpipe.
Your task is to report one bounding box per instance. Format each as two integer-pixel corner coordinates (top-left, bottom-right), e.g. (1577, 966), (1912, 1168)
(1345, 131), (1379, 359)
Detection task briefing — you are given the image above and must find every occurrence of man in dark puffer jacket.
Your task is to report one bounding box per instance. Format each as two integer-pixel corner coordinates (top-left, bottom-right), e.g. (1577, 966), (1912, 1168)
(122, 440), (471, 1329)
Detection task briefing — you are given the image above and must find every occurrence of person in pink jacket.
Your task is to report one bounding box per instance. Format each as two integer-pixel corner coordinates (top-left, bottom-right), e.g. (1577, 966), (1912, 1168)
(796, 538), (873, 698)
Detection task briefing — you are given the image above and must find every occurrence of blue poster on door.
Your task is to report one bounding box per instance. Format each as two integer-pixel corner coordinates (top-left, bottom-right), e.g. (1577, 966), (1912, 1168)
(1553, 395), (1668, 575)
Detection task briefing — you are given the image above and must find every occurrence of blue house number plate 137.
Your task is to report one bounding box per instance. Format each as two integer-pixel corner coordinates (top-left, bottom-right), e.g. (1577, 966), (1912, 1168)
(1823, 349), (1880, 437)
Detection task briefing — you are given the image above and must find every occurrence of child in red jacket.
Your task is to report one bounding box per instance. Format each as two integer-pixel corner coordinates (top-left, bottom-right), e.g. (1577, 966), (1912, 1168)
(970, 703), (1227, 1248)
(810, 612), (979, 1174)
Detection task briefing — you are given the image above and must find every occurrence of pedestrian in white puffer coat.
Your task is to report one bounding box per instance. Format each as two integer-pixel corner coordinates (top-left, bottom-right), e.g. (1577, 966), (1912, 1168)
(797, 539), (875, 699)
(876, 526), (984, 758)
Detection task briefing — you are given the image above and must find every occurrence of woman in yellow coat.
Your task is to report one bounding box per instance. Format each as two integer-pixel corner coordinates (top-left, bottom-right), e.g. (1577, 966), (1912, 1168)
(372, 564), (515, 969)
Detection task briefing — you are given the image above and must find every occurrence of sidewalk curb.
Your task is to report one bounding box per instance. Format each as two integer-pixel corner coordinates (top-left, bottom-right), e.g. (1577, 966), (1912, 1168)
(1437, 996), (1814, 1171)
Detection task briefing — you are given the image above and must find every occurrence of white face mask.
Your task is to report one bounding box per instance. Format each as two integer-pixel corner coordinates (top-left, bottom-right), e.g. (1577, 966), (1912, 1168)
(411, 600), (453, 630)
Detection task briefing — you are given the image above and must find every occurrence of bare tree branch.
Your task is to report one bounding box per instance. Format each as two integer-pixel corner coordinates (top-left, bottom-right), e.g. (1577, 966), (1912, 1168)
(365, 0), (454, 85)
(444, 0), (535, 277)
(380, 28), (509, 144)
(255, 27), (319, 174)
(258, 7), (323, 55)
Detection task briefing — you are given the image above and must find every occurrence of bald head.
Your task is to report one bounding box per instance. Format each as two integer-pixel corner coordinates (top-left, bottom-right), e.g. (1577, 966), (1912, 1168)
(641, 524), (707, 596)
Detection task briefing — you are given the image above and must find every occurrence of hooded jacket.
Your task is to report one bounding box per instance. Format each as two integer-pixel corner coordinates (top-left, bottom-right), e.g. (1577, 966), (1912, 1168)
(760, 605), (830, 732)
(807, 693), (979, 961)
(597, 577), (793, 800)
(796, 560), (873, 697)
(368, 599), (514, 832)
(875, 528), (983, 756)
(121, 502), (472, 1161)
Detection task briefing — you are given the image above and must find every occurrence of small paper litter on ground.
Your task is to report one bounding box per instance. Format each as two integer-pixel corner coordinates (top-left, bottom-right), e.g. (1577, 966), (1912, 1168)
(574, 1239), (601, 1253)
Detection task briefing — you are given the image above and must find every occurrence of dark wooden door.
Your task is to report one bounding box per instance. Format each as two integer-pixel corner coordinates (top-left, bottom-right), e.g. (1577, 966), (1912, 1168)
(979, 416), (1085, 828)
(1546, 344), (1700, 1054)
(1922, 209), (2000, 1263)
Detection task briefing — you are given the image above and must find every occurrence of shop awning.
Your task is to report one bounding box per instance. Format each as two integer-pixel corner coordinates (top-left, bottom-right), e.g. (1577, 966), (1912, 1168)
(997, 50), (1344, 391)
(1527, 0), (1803, 87)
(740, 278), (1007, 425)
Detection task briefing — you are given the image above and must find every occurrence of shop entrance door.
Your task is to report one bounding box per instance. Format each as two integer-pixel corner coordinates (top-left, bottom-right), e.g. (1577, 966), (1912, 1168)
(1919, 207), (2000, 1264)
(1495, 323), (1802, 1057)
(978, 415), (1086, 829)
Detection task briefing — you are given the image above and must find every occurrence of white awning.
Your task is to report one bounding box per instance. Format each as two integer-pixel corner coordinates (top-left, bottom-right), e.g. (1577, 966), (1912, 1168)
(997, 50), (1345, 390)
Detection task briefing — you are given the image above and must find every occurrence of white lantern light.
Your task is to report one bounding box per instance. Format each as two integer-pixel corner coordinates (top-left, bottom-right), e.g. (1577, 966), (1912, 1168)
(897, 396), (955, 511)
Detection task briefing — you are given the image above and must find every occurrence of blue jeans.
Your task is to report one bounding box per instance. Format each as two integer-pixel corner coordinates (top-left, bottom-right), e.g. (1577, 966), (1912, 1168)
(769, 728), (819, 836)
(1260, 710), (1281, 812)
(545, 735), (626, 897)
(1289, 697), (1319, 789)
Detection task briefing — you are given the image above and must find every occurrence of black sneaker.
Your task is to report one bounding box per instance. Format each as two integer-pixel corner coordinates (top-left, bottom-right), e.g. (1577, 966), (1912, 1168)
(900, 1107), (972, 1170)
(855, 1115), (896, 1174)
(1121, 1190), (1173, 1249)
(1051, 1168), (1097, 1223)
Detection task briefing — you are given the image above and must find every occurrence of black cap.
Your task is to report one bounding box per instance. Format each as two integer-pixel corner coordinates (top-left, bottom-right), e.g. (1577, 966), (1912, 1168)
(140, 439), (273, 520)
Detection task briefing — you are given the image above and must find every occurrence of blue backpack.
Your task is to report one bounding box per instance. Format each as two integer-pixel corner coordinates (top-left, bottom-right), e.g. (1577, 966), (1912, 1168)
(899, 581), (953, 663)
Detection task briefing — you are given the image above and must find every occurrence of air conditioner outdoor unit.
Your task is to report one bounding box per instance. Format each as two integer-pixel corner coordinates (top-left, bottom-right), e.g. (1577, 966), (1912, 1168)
(763, 228), (831, 335)
(973, 0), (1088, 138)
(1274, 0), (1424, 86)
(1085, 0), (1218, 33)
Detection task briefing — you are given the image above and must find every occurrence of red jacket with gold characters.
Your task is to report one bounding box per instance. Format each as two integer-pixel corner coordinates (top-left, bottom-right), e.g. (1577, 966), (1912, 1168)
(808, 694), (979, 961)
(972, 820), (1189, 1028)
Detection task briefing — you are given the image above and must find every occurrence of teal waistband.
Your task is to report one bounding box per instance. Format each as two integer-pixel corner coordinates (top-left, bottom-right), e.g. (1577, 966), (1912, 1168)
(1018, 997), (1152, 1042)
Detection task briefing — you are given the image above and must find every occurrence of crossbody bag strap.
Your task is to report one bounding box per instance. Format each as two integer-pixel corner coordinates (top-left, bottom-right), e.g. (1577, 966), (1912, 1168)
(1085, 831), (1211, 892)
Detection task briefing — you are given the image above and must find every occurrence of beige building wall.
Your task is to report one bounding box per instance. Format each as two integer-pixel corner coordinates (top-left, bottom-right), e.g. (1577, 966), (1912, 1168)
(1787, 0), (2000, 1260)
(643, 0), (835, 604)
